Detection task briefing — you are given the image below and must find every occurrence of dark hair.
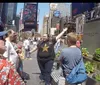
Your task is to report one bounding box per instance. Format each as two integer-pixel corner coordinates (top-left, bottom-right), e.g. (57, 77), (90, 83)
(34, 37), (37, 41)
(0, 36), (3, 40)
(6, 30), (12, 37)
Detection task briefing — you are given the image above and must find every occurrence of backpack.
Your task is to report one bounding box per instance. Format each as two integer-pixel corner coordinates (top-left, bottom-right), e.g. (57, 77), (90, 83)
(66, 58), (87, 84)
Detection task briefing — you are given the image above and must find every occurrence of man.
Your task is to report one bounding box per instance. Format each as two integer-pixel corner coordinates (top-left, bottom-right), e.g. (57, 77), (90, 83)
(3, 29), (19, 70)
(23, 36), (30, 59)
(30, 28), (68, 85)
(58, 32), (86, 85)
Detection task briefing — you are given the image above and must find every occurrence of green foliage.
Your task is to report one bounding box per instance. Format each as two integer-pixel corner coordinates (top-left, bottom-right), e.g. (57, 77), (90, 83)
(93, 48), (100, 61)
(85, 61), (95, 74)
(95, 74), (100, 82)
(82, 48), (89, 57)
(93, 74), (100, 82)
(55, 51), (61, 58)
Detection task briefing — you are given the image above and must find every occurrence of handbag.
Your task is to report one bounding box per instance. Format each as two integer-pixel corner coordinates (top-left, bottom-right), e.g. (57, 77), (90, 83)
(66, 58), (87, 84)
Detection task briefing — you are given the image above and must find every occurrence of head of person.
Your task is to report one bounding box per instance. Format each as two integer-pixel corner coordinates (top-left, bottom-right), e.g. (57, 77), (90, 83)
(7, 29), (17, 41)
(42, 33), (49, 41)
(66, 32), (77, 47)
(0, 31), (7, 54)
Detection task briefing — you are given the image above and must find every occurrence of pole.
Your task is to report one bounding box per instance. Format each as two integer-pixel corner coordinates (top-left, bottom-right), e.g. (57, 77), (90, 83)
(47, 18), (48, 34)
(37, 9), (40, 32)
(37, 9), (40, 23)
(48, 3), (51, 35)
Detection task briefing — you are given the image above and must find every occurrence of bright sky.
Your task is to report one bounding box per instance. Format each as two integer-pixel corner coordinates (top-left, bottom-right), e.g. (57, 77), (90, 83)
(17, 3), (71, 33)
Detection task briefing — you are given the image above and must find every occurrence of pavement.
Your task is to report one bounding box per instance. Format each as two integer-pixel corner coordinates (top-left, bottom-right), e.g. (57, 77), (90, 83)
(23, 51), (45, 85)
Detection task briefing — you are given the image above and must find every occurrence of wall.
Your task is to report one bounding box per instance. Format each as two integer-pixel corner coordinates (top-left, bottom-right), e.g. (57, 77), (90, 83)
(83, 20), (100, 54)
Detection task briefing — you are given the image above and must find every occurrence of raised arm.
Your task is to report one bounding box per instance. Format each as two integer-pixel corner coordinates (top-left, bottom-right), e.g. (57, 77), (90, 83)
(30, 45), (38, 53)
(56, 28), (68, 41)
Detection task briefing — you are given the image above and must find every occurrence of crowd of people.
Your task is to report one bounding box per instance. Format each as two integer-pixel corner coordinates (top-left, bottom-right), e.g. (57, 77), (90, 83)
(0, 30), (25, 85)
(0, 25), (87, 85)
(29, 28), (87, 85)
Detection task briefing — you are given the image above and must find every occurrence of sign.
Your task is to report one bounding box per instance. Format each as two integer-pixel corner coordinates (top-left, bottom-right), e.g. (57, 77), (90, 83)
(50, 28), (56, 35)
(54, 10), (60, 17)
(72, 3), (95, 17)
(76, 14), (85, 34)
(23, 3), (38, 31)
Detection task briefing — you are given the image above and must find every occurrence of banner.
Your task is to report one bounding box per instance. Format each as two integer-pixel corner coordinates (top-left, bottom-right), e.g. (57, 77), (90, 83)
(23, 3), (38, 31)
(72, 3), (95, 17)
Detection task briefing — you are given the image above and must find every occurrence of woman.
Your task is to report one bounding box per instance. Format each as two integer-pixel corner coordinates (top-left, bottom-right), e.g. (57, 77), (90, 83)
(0, 31), (25, 85)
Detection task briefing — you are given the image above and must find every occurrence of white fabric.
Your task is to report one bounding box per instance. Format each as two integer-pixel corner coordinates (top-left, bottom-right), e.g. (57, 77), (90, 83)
(58, 77), (65, 85)
(23, 39), (30, 49)
(3, 40), (19, 69)
(54, 39), (61, 53)
(33, 41), (37, 47)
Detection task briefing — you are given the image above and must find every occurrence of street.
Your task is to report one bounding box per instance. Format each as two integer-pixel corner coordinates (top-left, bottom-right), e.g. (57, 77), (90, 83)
(23, 51), (42, 85)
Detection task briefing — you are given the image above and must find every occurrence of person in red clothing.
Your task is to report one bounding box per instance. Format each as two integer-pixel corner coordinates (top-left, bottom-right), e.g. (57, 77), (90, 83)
(0, 31), (25, 85)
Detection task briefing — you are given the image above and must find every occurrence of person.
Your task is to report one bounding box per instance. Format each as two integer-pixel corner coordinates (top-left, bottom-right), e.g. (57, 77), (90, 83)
(3, 29), (19, 70)
(11, 35), (24, 80)
(23, 36), (31, 59)
(0, 31), (25, 85)
(33, 37), (38, 48)
(30, 28), (68, 85)
(58, 32), (87, 85)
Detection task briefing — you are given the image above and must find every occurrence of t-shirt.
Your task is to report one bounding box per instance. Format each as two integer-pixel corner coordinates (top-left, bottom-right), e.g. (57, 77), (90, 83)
(0, 59), (25, 85)
(23, 39), (30, 50)
(33, 41), (37, 47)
(3, 40), (19, 69)
(58, 47), (82, 74)
(37, 38), (56, 61)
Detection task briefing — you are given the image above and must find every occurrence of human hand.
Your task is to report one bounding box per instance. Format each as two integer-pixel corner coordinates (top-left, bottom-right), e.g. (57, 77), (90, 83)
(63, 28), (68, 32)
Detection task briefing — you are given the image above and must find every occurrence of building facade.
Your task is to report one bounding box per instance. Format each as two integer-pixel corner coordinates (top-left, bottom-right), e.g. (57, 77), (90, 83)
(42, 15), (49, 35)
(7, 3), (17, 24)
(1, 3), (8, 25)
(0, 3), (3, 17)
(1, 3), (17, 25)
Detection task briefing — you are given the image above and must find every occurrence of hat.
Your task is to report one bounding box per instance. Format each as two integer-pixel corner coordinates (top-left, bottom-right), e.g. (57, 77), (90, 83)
(0, 31), (7, 37)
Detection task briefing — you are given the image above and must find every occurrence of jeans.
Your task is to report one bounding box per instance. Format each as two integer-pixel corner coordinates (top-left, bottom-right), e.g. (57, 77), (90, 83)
(37, 59), (54, 84)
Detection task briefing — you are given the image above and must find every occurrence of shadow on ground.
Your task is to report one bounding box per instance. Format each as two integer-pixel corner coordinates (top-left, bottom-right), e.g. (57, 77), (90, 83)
(22, 71), (30, 80)
(32, 72), (40, 75)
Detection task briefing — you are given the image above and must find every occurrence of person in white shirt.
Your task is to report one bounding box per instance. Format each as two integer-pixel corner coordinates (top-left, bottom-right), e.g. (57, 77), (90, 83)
(3, 30), (19, 70)
(23, 37), (30, 58)
(32, 37), (37, 47)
